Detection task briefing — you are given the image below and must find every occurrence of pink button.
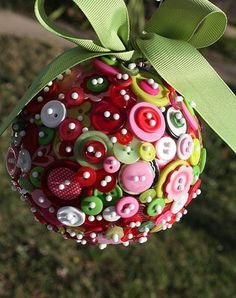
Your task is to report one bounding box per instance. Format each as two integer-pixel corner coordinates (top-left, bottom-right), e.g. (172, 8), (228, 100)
(116, 196), (139, 218)
(139, 79), (160, 96)
(31, 189), (51, 208)
(177, 134), (194, 160)
(118, 161), (155, 194)
(103, 156), (121, 173)
(92, 59), (119, 76)
(155, 210), (173, 225)
(180, 102), (199, 132)
(165, 166), (193, 201)
(129, 102), (165, 142)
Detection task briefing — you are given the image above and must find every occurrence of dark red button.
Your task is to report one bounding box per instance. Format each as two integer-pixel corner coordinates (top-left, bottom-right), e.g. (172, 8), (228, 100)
(22, 124), (39, 155)
(112, 73), (132, 87)
(95, 170), (116, 192)
(186, 179), (202, 206)
(115, 129), (133, 145)
(65, 87), (84, 107)
(110, 86), (137, 109)
(76, 167), (97, 187)
(59, 118), (82, 141)
(83, 140), (106, 164)
(91, 101), (126, 134)
(59, 141), (74, 157)
(136, 107), (161, 133)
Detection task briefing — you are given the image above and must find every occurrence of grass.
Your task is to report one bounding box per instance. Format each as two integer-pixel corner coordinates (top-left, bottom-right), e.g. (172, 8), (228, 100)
(0, 36), (235, 298)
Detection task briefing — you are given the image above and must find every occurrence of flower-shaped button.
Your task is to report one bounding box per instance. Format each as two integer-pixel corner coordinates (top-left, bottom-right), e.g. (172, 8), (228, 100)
(57, 206), (85, 227)
(129, 102), (165, 142)
(59, 118), (82, 141)
(116, 196), (139, 218)
(165, 165), (193, 201)
(41, 100), (67, 128)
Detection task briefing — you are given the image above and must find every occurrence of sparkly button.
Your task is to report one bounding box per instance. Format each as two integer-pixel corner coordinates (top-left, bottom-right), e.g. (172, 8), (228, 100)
(95, 170), (116, 192)
(166, 107), (187, 138)
(116, 196), (139, 218)
(110, 86), (137, 109)
(41, 100), (66, 128)
(115, 128), (133, 145)
(29, 166), (44, 188)
(139, 142), (156, 161)
(139, 189), (156, 203)
(155, 137), (177, 161)
(147, 198), (165, 216)
(102, 206), (121, 222)
(171, 193), (188, 214)
(31, 189), (51, 208)
(65, 87), (84, 107)
(177, 133), (194, 160)
(81, 196), (103, 215)
(119, 161), (155, 195)
(86, 75), (109, 93)
(129, 102), (165, 142)
(189, 138), (201, 166)
(76, 167), (97, 187)
(113, 138), (140, 164)
(91, 101), (126, 134)
(39, 127), (55, 145)
(59, 118), (82, 141)
(57, 206), (85, 227)
(94, 185), (123, 207)
(6, 147), (19, 177)
(103, 156), (121, 173)
(17, 149), (31, 173)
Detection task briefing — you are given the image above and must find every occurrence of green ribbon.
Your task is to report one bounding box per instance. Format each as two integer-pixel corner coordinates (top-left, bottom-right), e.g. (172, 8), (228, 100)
(0, 0), (236, 153)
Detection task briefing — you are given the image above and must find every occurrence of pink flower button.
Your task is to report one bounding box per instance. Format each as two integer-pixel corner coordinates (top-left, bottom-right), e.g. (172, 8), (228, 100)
(165, 166), (193, 201)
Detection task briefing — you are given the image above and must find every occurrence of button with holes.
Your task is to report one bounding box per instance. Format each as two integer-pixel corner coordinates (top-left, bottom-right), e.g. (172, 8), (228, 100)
(166, 107), (187, 138)
(41, 100), (67, 128)
(76, 166), (97, 187)
(115, 128), (133, 145)
(65, 87), (84, 107)
(139, 188), (156, 204)
(116, 196), (139, 218)
(155, 136), (177, 161)
(147, 198), (165, 216)
(29, 166), (44, 188)
(57, 206), (85, 227)
(86, 75), (109, 93)
(59, 118), (82, 141)
(139, 142), (156, 161)
(94, 185), (123, 207)
(110, 86), (137, 109)
(102, 206), (121, 222)
(177, 133), (194, 160)
(103, 156), (121, 173)
(95, 170), (116, 192)
(113, 138), (140, 164)
(81, 196), (103, 215)
(38, 126), (55, 145)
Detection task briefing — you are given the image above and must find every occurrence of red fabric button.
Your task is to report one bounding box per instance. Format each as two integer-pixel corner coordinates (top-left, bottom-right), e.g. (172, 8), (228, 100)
(95, 170), (116, 192)
(76, 166), (97, 187)
(110, 86), (137, 109)
(59, 141), (74, 157)
(136, 107), (161, 133)
(59, 118), (82, 141)
(91, 101), (126, 134)
(83, 140), (106, 164)
(115, 129), (133, 145)
(65, 87), (85, 107)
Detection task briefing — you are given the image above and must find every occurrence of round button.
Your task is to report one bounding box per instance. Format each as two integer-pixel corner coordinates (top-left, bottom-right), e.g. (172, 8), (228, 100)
(139, 188), (156, 203)
(115, 128), (133, 145)
(6, 147), (19, 177)
(57, 206), (85, 227)
(186, 178), (202, 206)
(83, 140), (106, 164)
(95, 170), (116, 192)
(139, 142), (156, 161)
(113, 73), (132, 87)
(65, 87), (84, 107)
(58, 141), (74, 158)
(86, 75), (109, 93)
(91, 101), (126, 134)
(17, 149), (31, 173)
(171, 193), (188, 214)
(113, 138), (140, 164)
(116, 196), (139, 218)
(76, 167), (97, 187)
(177, 134), (194, 160)
(94, 185), (123, 207)
(31, 189), (51, 208)
(102, 206), (121, 222)
(59, 118), (82, 141)
(189, 138), (201, 166)
(199, 148), (207, 173)
(81, 196), (103, 215)
(39, 127), (55, 145)
(103, 156), (121, 173)
(110, 86), (137, 109)
(129, 102), (165, 142)
(166, 107), (187, 138)
(41, 100), (67, 128)
(155, 137), (177, 161)
(147, 198), (165, 216)
(118, 161), (155, 195)
(29, 166), (44, 188)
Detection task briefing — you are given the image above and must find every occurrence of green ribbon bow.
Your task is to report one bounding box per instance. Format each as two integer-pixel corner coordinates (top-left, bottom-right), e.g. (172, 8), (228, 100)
(0, 0), (236, 152)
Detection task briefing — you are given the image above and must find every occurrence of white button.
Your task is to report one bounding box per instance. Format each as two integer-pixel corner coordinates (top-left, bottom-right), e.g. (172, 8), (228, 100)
(102, 206), (121, 222)
(41, 100), (66, 128)
(166, 107), (187, 137)
(57, 206), (85, 227)
(171, 194), (188, 214)
(17, 149), (31, 173)
(155, 137), (177, 161)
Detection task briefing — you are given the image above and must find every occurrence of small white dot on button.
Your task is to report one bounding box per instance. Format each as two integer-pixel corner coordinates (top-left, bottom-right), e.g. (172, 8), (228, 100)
(71, 92), (79, 100)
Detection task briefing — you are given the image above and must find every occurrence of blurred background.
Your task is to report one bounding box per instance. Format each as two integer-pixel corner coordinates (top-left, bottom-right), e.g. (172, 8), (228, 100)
(0, 0), (235, 297)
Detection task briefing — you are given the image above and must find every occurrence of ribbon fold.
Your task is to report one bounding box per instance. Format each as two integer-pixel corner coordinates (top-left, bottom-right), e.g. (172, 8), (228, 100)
(0, 0), (235, 153)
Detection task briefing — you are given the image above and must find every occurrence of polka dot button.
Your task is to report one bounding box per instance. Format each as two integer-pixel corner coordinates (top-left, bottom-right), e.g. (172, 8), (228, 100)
(155, 137), (177, 161)
(113, 138), (140, 164)
(91, 101), (126, 134)
(103, 156), (121, 173)
(166, 107), (187, 138)
(65, 87), (84, 107)
(139, 143), (156, 161)
(102, 206), (121, 222)
(76, 166), (97, 187)
(59, 118), (82, 141)
(81, 196), (103, 215)
(119, 161), (155, 195)
(177, 133), (194, 160)
(29, 166), (44, 188)
(17, 149), (31, 173)
(189, 138), (201, 166)
(41, 100), (67, 128)
(116, 196), (139, 218)
(129, 102), (165, 142)
(57, 206), (85, 227)
(31, 189), (51, 208)
(147, 198), (165, 216)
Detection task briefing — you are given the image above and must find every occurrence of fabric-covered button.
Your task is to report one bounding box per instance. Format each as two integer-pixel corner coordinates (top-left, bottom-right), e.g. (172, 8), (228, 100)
(76, 166), (97, 187)
(177, 133), (194, 160)
(17, 149), (31, 173)
(94, 185), (123, 207)
(189, 138), (201, 166)
(29, 166), (44, 188)
(113, 138), (140, 164)
(65, 87), (84, 107)
(57, 206), (85, 226)
(38, 127), (55, 145)
(139, 189), (156, 203)
(116, 196), (139, 218)
(139, 142), (156, 161)
(81, 196), (103, 215)
(155, 137), (177, 161)
(59, 118), (82, 141)
(31, 189), (51, 208)
(147, 198), (165, 216)
(41, 100), (67, 128)
(166, 107), (187, 138)
(119, 161), (155, 195)
(102, 206), (121, 222)
(129, 102), (165, 142)
(103, 156), (121, 173)
(91, 101), (126, 134)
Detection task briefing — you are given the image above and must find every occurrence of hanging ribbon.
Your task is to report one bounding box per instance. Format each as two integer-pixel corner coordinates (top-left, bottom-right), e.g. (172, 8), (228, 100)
(0, 0), (235, 153)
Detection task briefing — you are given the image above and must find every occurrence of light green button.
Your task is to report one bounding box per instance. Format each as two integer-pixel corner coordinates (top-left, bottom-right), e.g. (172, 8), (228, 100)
(113, 138), (140, 164)
(120, 62), (139, 76)
(101, 56), (118, 66)
(29, 166), (44, 188)
(147, 198), (165, 216)
(139, 189), (156, 203)
(199, 148), (207, 173)
(81, 196), (103, 215)
(39, 127), (55, 145)
(94, 185), (123, 207)
(68, 101), (92, 128)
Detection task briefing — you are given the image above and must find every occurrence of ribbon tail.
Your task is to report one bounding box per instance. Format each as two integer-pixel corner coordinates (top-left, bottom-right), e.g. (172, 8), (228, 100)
(137, 33), (236, 153)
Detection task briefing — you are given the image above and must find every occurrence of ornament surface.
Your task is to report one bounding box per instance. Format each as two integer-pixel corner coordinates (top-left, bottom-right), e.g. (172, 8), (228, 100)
(6, 57), (206, 248)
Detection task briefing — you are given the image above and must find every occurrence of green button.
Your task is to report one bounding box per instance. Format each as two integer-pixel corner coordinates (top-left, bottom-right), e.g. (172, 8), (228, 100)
(113, 138), (140, 164)
(199, 148), (207, 173)
(94, 185), (123, 207)
(86, 76), (109, 93)
(139, 189), (156, 203)
(147, 198), (165, 216)
(101, 56), (118, 66)
(67, 101), (92, 128)
(170, 113), (184, 128)
(18, 177), (34, 192)
(39, 127), (55, 145)
(120, 62), (139, 76)
(139, 221), (155, 233)
(81, 196), (103, 215)
(29, 166), (44, 188)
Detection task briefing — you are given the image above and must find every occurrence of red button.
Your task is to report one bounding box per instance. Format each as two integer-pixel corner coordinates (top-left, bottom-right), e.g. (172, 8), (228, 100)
(136, 107), (161, 133)
(186, 179), (202, 206)
(59, 118), (82, 141)
(112, 73), (132, 87)
(65, 87), (84, 107)
(115, 128), (133, 145)
(83, 140), (106, 164)
(91, 101), (126, 134)
(76, 167), (97, 187)
(22, 124), (39, 155)
(110, 86), (137, 109)
(59, 141), (74, 157)
(95, 170), (116, 192)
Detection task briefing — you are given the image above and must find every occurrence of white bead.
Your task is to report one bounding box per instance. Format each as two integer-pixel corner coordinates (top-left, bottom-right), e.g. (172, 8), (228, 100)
(111, 136), (117, 143)
(91, 79), (98, 85)
(148, 79), (154, 85)
(59, 184), (65, 190)
(97, 77), (104, 84)
(121, 128), (127, 135)
(113, 113), (120, 120)
(71, 92), (79, 100)
(47, 108), (53, 115)
(120, 89), (126, 95)
(68, 123), (76, 130)
(83, 171), (91, 179)
(95, 151), (102, 158)
(124, 94), (130, 101)
(128, 63), (136, 70)
(122, 74), (129, 80)
(105, 176), (112, 183)
(106, 195), (112, 202)
(104, 111), (111, 118)
(87, 146), (94, 153)
(149, 119), (156, 127)
(146, 112), (152, 119)
(89, 202), (96, 209)
(65, 146), (72, 153)
(101, 180), (107, 187)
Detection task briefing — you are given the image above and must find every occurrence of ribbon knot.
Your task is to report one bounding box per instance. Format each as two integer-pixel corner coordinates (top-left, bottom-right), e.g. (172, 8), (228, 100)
(0, 0), (235, 153)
